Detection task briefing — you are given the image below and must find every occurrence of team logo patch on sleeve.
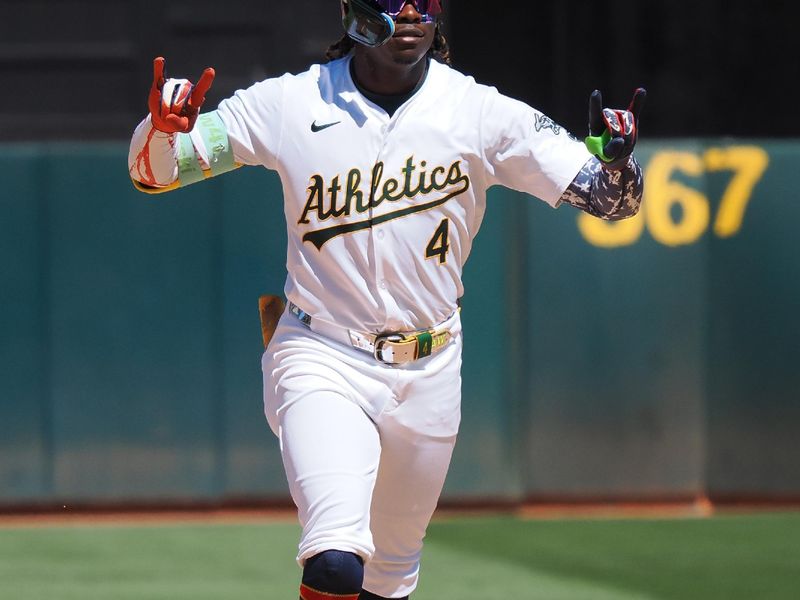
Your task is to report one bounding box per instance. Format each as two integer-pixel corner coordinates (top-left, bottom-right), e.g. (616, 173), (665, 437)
(534, 113), (562, 135)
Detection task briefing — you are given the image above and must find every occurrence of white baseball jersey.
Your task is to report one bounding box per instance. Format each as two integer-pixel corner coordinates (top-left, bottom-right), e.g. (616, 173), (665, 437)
(128, 55), (593, 598)
(132, 56), (590, 333)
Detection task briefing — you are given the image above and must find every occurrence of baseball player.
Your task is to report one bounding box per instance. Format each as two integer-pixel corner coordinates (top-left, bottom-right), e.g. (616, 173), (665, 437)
(128, 1), (645, 598)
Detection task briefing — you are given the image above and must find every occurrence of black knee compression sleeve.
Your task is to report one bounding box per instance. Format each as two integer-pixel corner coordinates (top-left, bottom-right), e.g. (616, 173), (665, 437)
(300, 550), (364, 600)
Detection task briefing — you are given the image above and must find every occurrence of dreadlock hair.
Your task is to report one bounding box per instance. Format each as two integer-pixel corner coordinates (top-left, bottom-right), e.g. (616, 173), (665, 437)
(324, 34), (355, 62)
(324, 22), (452, 65)
(431, 22), (452, 65)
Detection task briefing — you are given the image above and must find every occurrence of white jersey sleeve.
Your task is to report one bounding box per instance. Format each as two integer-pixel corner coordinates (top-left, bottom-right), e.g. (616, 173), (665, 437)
(128, 75), (287, 192)
(215, 76), (286, 170)
(480, 88), (591, 207)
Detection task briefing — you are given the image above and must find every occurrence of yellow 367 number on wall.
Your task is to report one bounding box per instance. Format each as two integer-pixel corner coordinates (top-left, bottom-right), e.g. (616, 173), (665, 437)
(577, 146), (770, 248)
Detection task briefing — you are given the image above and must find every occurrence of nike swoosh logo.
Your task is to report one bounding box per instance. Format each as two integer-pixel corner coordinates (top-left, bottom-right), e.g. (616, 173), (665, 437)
(311, 120), (341, 133)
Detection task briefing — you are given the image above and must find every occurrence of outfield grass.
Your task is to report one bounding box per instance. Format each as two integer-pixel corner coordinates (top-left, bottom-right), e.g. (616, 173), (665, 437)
(0, 513), (797, 599)
(423, 514), (800, 599)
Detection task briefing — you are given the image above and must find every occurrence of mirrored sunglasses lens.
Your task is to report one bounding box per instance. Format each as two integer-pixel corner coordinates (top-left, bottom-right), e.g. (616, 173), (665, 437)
(377, 0), (436, 16)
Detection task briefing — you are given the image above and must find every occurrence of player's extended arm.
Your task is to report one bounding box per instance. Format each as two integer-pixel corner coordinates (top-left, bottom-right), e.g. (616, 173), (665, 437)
(128, 57), (238, 193)
(559, 88), (646, 220)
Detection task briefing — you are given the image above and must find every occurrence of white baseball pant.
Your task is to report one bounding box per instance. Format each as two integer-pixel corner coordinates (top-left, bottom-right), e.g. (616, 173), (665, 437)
(262, 310), (462, 598)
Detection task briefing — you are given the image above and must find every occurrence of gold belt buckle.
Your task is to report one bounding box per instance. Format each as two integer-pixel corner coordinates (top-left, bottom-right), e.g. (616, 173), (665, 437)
(373, 329), (448, 364)
(373, 334), (407, 364)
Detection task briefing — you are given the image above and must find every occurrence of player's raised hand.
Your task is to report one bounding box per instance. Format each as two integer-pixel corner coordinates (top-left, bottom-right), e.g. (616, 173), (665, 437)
(585, 88), (646, 168)
(148, 57), (215, 134)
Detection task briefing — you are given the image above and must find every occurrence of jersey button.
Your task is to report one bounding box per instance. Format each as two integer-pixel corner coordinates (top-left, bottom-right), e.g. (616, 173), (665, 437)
(377, 230), (385, 240)
(380, 280), (387, 289)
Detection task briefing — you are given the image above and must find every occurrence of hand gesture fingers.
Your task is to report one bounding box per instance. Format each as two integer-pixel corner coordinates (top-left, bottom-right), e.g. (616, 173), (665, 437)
(152, 56), (166, 90)
(147, 57), (215, 134)
(602, 136), (626, 161)
(585, 87), (647, 168)
(628, 87), (647, 123)
(160, 78), (192, 131)
(189, 67), (216, 110)
(588, 89), (606, 137)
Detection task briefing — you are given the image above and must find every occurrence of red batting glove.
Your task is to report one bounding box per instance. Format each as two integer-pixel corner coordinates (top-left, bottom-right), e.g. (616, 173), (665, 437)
(148, 56), (215, 134)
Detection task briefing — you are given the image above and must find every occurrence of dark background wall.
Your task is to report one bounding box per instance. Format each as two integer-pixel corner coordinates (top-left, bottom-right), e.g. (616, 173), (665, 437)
(1, 0), (796, 141)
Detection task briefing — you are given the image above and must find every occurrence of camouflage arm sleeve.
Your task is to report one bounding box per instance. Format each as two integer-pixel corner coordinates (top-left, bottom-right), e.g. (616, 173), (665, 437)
(558, 156), (644, 220)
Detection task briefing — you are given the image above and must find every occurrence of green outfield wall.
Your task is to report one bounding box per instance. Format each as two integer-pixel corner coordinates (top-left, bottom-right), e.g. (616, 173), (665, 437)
(1, 141), (798, 506)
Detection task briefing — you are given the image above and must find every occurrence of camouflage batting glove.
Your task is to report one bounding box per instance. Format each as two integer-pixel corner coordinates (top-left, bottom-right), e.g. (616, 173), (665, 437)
(585, 87), (646, 169)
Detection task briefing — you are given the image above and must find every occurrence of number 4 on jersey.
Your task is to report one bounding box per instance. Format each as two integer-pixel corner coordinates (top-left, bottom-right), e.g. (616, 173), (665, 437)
(425, 218), (450, 264)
